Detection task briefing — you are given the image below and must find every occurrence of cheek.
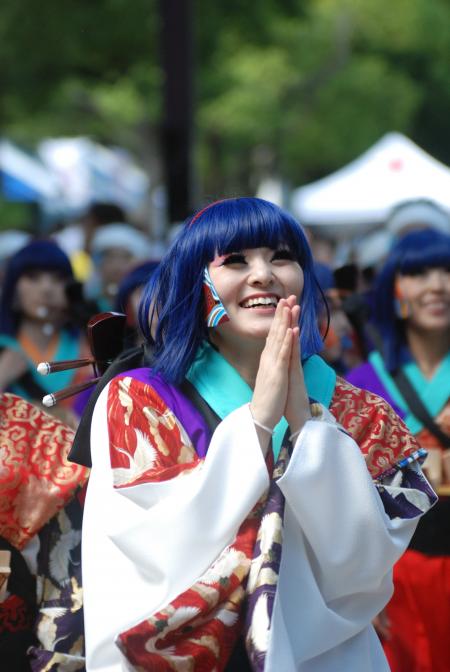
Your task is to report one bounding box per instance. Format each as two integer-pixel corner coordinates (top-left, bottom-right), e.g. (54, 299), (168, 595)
(54, 285), (68, 306)
(289, 268), (304, 299)
(396, 277), (422, 302)
(15, 280), (35, 305)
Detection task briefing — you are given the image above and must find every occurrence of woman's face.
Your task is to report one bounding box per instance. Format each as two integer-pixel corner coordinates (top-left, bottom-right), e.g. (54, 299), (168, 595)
(15, 270), (68, 324)
(207, 246), (304, 345)
(397, 266), (450, 333)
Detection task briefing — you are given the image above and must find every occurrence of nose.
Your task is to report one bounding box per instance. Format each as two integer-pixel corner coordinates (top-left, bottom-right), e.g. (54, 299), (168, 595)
(36, 273), (58, 298)
(248, 259), (273, 286)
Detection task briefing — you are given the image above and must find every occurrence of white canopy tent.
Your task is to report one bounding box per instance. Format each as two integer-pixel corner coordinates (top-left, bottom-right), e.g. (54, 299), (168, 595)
(291, 132), (450, 237)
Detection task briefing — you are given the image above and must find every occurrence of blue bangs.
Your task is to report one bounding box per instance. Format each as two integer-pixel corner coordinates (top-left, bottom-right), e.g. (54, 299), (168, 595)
(200, 198), (309, 266)
(139, 197), (324, 384)
(396, 229), (450, 276)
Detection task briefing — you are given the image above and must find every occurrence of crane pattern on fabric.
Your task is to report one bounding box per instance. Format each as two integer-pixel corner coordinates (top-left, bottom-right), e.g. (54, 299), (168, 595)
(104, 375), (424, 671)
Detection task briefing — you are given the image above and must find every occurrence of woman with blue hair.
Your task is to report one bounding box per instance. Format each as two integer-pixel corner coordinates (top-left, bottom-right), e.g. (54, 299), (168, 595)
(0, 239), (91, 424)
(81, 198), (435, 671)
(347, 228), (450, 672)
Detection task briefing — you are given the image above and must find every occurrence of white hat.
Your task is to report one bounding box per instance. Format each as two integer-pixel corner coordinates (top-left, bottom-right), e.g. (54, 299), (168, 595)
(90, 223), (153, 260)
(387, 200), (450, 238)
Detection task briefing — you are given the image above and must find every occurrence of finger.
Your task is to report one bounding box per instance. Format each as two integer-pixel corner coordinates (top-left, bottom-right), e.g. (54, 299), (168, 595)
(290, 326), (301, 369)
(267, 298), (287, 336)
(267, 302), (290, 350)
(285, 294), (297, 309)
(278, 327), (294, 365)
(290, 303), (300, 329)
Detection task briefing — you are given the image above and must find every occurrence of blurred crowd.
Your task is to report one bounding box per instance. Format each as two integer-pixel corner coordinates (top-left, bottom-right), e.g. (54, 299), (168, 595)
(0, 201), (160, 428)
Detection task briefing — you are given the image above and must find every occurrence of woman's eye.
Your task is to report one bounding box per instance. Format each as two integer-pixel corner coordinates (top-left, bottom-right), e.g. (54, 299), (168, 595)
(272, 249), (295, 261)
(222, 253), (246, 265)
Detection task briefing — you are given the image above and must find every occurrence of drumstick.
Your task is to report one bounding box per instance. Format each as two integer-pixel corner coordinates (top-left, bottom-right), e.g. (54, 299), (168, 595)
(37, 358), (96, 375)
(42, 377), (101, 407)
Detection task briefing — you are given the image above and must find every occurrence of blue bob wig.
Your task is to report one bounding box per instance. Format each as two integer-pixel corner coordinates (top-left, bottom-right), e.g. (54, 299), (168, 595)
(139, 197), (324, 384)
(0, 239), (74, 336)
(373, 228), (450, 372)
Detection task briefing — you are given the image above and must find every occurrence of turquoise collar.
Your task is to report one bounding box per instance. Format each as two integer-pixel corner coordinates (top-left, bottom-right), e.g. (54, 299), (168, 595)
(369, 350), (450, 435)
(187, 341), (336, 459)
(0, 331), (82, 396)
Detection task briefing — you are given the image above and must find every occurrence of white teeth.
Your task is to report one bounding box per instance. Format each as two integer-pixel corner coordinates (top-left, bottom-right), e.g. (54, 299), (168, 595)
(242, 296), (278, 308)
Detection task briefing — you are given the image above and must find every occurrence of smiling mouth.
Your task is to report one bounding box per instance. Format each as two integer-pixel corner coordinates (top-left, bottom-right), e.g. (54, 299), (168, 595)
(240, 296), (279, 309)
(424, 302), (449, 311)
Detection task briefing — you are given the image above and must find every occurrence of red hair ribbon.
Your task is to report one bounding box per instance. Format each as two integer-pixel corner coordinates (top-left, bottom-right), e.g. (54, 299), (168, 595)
(188, 199), (228, 227)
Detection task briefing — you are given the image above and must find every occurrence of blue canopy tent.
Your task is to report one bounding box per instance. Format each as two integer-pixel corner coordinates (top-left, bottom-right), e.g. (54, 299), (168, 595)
(0, 140), (61, 230)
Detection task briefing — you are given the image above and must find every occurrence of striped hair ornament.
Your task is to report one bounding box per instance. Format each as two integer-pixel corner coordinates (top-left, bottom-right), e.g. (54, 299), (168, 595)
(203, 267), (229, 328)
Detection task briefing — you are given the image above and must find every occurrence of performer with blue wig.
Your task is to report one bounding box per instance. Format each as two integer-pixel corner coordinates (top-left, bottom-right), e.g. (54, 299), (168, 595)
(0, 239), (91, 423)
(81, 198), (436, 671)
(347, 228), (450, 672)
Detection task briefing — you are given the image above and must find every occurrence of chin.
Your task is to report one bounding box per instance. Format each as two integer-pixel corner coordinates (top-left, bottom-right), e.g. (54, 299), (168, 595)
(245, 327), (271, 340)
(417, 319), (450, 332)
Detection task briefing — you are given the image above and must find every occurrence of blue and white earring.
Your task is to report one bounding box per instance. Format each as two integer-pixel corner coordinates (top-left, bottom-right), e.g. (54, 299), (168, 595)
(203, 268), (229, 327)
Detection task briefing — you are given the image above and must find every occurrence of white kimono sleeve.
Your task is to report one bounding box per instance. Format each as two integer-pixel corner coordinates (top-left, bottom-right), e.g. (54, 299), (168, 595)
(82, 385), (269, 672)
(265, 409), (434, 671)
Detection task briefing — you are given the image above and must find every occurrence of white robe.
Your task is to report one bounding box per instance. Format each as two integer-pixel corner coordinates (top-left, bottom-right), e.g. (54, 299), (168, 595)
(82, 384), (424, 671)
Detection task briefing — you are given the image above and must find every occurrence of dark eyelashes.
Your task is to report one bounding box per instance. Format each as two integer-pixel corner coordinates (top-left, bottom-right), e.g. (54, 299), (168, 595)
(272, 249), (295, 261)
(221, 253), (246, 265)
(221, 249), (295, 265)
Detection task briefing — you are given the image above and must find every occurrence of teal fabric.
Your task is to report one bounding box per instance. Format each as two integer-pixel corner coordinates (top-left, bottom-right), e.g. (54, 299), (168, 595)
(0, 331), (82, 396)
(187, 341), (336, 460)
(369, 350), (450, 435)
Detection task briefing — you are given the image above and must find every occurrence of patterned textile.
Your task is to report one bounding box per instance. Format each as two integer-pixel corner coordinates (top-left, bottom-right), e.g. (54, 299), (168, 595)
(28, 488), (86, 672)
(0, 594), (33, 633)
(0, 393), (88, 551)
(0, 537), (37, 672)
(244, 445), (290, 671)
(105, 373), (422, 671)
(331, 378), (421, 479)
(377, 461), (436, 520)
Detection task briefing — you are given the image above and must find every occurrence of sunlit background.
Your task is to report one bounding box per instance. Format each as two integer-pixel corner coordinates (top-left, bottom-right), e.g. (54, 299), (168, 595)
(0, 0), (449, 253)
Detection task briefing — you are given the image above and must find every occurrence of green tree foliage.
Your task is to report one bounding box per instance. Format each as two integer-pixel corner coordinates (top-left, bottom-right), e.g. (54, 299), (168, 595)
(0, 0), (160, 150)
(197, 0), (450, 192)
(0, 0), (448, 198)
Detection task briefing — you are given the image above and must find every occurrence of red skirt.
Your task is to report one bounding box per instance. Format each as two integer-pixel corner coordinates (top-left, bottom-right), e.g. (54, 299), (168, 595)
(383, 549), (450, 672)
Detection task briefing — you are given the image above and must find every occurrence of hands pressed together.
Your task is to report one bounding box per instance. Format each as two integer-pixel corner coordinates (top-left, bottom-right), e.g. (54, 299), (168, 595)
(250, 296), (311, 453)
